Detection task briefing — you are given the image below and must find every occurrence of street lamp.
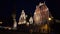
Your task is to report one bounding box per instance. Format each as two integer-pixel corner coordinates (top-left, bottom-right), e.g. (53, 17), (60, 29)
(48, 18), (52, 21)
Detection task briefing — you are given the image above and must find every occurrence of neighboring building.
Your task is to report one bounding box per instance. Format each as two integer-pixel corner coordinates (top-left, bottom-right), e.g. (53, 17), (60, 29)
(18, 10), (27, 25)
(29, 17), (33, 24)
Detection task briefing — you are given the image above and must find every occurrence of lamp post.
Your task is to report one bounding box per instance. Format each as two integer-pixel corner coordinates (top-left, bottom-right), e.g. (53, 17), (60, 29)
(12, 14), (17, 30)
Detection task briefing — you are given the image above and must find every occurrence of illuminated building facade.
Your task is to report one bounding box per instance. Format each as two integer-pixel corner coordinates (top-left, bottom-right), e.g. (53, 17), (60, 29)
(33, 2), (52, 33)
(34, 2), (49, 25)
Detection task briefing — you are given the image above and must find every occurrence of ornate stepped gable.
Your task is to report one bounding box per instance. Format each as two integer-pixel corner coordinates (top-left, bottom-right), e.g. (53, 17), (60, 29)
(34, 2), (49, 25)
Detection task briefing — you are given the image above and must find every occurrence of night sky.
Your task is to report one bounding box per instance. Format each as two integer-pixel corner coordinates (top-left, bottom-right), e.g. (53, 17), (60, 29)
(16, 0), (60, 21)
(0, 0), (60, 26)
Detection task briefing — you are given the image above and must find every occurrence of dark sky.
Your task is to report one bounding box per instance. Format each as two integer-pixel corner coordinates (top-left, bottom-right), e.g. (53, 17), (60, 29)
(0, 0), (60, 26)
(16, 0), (60, 21)
(0, 0), (15, 26)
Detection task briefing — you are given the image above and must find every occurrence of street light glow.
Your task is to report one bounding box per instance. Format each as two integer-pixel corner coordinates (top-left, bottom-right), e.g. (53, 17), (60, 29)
(48, 18), (52, 21)
(0, 22), (2, 24)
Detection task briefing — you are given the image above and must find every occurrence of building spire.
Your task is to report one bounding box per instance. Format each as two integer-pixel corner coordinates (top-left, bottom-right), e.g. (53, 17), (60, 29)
(18, 10), (27, 25)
